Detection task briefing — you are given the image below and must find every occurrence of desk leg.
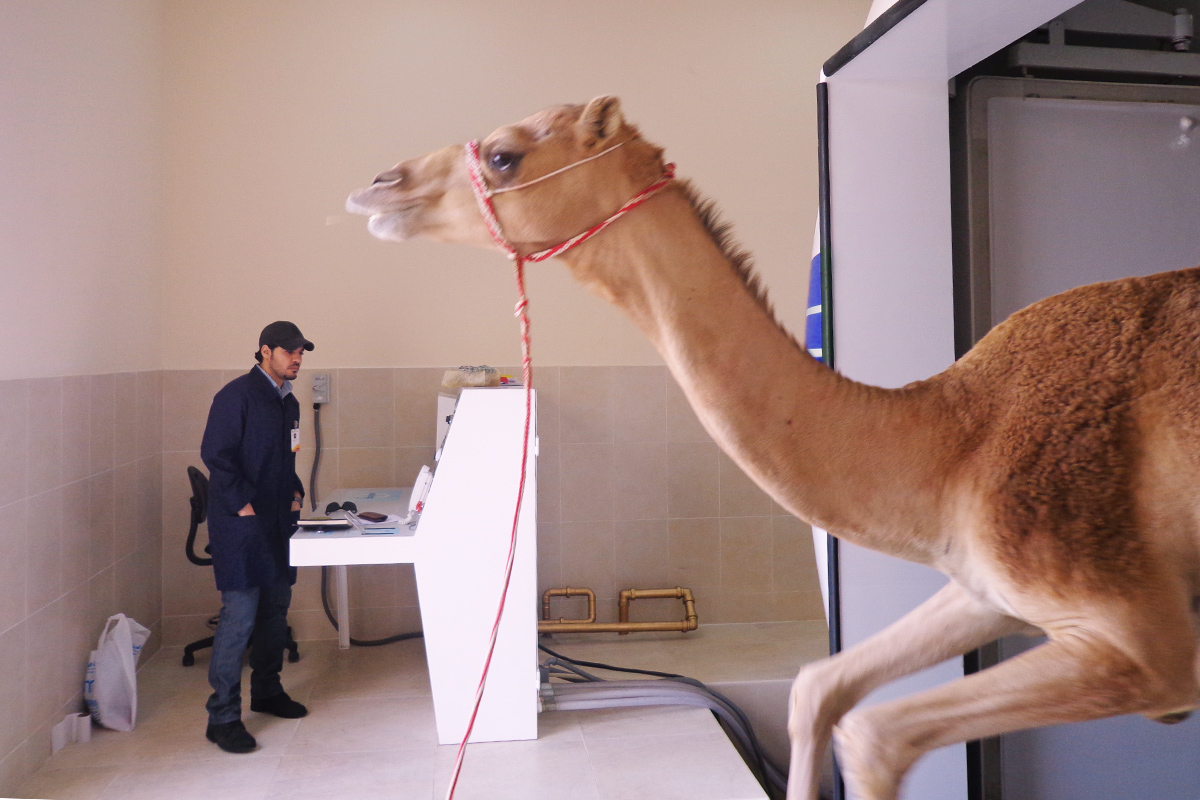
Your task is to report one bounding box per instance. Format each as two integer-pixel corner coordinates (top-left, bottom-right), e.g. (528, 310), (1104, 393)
(335, 564), (350, 650)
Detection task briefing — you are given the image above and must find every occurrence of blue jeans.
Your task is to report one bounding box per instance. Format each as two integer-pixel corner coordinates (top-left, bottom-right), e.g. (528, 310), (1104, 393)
(206, 582), (292, 725)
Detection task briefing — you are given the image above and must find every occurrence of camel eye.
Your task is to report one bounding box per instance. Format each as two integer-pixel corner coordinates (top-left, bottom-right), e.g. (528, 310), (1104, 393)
(489, 151), (521, 173)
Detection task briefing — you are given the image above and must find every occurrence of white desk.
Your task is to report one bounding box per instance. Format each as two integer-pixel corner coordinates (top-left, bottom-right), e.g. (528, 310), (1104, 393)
(291, 487), (415, 650)
(289, 387), (538, 745)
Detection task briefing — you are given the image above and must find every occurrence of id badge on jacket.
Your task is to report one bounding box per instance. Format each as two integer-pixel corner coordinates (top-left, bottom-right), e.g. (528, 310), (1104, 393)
(291, 421), (300, 453)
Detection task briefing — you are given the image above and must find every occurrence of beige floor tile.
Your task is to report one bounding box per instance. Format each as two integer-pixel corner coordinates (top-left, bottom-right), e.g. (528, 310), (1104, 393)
(587, 731), (767, 800)
(543, 621), (827, 682)
(534, 709), (584, 743)
(15, 764), (118, 800)
(94, 756), (281, 800)
(42, 725), (186, 771)
(136, 667), (211, 712)
(13, 623), (815, 800)
(433, 739), (602, 800)
(575, 705), (715, 741)
(285, 696), (437, 754)
(267, 750), (434, 800)
(235, 716), (303, 760)
(660, 622), (826, 683)
(311, 641), (431, 701)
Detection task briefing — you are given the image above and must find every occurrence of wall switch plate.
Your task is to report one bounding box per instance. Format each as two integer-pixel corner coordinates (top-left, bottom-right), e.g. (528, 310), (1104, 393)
(312, 373), (331, 404)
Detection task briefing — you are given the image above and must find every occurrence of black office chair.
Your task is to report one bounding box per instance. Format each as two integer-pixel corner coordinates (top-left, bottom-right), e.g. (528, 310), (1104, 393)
(182, 466), (300, 667)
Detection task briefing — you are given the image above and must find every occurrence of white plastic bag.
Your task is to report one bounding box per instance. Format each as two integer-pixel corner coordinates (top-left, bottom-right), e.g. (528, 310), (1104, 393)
(83, 614), (151, 731)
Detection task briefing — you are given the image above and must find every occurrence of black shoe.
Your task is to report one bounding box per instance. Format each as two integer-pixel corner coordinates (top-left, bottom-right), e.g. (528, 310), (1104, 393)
(206, 720), (257, 753)
(250, 691), (308, 719)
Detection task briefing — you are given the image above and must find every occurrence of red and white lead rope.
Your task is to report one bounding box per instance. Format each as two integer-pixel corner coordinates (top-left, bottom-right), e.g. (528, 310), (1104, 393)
(443, 141), (674, 800)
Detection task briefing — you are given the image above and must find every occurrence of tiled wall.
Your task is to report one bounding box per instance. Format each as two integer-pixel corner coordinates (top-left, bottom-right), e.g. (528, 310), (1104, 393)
(536, 366), (824, 626)
(0, 373), (163, 791)
(161, 366), (824, 649)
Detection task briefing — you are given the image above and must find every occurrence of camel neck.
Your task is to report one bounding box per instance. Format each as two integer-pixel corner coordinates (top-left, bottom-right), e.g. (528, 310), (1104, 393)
(559, 188), (963, 564)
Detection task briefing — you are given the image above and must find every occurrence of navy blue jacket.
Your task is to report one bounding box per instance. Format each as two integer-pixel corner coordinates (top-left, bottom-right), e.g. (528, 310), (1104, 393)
(200, 367), (304, 591)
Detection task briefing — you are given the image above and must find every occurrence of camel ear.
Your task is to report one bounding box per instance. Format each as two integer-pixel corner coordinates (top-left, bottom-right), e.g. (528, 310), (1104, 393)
(578, 96), (625, 149)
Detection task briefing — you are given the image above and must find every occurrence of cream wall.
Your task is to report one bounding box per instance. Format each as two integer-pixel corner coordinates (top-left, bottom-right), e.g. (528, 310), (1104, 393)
(0, 2), (166, 790)
(162, 0), (872, 369)
(0, 0), (163, 381)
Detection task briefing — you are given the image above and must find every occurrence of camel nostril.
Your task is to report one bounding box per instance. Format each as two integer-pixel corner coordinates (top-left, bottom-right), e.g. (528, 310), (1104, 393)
(372, 168), (403, 186)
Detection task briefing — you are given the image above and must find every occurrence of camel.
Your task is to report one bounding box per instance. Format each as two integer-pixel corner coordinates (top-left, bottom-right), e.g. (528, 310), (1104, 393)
(345, 96), (1200, 800)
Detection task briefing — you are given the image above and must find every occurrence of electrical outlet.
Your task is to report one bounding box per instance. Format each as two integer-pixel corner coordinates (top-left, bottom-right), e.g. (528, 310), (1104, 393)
(312, 373), (330, 404)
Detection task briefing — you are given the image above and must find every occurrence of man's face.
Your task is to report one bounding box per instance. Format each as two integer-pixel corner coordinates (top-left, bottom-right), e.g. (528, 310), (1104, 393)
(261, 345), (304, 383)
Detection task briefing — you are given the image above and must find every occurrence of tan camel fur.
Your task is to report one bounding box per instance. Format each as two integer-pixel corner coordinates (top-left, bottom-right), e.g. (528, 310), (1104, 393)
(346, 96), (1200, 800)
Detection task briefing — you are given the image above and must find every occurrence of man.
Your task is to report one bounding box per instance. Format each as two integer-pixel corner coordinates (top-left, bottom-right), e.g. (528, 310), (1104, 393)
(200, 321), (313, 753)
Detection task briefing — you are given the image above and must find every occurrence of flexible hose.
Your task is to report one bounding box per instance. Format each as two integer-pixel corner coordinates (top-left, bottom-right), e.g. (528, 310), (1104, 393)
(540, 646), (764, 753)
(548, 681), (759, 750)
(319, 565), (423, 647)
(308, 399), (421, 647)
(538, 643), (683, 678)
(547, 686), (757, 745)
(539, 645), (776, 789)
(543, 658), (605, 683)
(309, 404), (322, 512)
(538, 648), (788, 798)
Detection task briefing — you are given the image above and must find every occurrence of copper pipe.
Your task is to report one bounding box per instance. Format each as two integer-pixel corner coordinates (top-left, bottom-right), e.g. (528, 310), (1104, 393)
(538, 620), (697, 633)
(541, 587), (596, 624)
(617, 587), (697, 635)
(538, 586), (698, 634)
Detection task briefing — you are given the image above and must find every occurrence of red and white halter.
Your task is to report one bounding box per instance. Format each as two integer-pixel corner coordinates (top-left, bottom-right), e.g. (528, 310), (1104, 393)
(444, 141), (674, 800)
(465, 138), (676, 265)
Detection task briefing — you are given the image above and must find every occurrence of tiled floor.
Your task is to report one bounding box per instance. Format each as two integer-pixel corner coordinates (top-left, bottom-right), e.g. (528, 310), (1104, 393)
(14, 621), (828, 800)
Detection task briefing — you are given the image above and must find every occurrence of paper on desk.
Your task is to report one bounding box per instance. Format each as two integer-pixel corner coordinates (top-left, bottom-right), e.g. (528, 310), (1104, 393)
(345, 512), (404, 531)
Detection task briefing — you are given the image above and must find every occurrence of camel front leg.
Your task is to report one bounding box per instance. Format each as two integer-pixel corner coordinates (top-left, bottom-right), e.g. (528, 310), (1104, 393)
(832, 628), (1199, 800)
(786, 581), (1026, 800)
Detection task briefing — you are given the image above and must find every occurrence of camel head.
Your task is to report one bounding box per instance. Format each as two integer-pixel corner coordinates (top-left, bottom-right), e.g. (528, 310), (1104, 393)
(346, 96), (666, 258)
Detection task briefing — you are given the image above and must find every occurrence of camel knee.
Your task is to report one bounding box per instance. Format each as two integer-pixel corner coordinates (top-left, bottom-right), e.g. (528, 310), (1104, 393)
(788, 662), (851, 800)
(833, 706), (916, 800)
(788, 659), (855, 741)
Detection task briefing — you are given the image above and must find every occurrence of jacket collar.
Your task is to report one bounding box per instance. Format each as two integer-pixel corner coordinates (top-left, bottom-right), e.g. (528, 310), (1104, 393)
(247, 366), (293, 402)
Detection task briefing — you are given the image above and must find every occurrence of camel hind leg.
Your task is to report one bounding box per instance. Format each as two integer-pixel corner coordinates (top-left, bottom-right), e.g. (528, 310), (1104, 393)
(831, 614), (1199, 800)
(786, 581), (1027, 800)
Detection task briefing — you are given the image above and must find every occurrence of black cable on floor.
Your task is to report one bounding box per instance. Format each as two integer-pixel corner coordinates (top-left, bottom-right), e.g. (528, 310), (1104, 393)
(537, 642), (787, 798)
(538, 643), (683, 678)
(309, 404), (322, 512)
(319, 565), (423, 647)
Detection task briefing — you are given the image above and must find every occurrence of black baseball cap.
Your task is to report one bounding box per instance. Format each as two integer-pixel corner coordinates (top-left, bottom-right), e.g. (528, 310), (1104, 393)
(259, 321), (314, 352)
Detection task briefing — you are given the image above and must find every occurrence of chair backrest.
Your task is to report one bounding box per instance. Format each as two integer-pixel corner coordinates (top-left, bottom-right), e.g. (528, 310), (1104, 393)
(185, 466), (213, 566)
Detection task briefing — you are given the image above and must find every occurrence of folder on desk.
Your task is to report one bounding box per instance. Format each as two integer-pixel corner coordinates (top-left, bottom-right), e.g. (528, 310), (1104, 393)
(296, 518), (353, 531)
